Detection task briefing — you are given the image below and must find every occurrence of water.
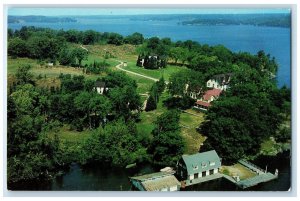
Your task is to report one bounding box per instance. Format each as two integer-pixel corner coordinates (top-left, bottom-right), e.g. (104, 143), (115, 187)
(9, 152), (290, 191)
(8, 16), (291, 87)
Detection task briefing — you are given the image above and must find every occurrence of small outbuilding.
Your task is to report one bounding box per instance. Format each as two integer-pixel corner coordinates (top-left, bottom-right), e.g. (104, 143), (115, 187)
(176, 150), (222, 185)
(94, 81), (108, 95)
(130, 172), (180, 191)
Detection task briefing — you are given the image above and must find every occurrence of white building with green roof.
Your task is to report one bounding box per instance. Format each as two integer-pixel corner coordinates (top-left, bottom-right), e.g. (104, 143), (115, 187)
(176, 150), (222, 186)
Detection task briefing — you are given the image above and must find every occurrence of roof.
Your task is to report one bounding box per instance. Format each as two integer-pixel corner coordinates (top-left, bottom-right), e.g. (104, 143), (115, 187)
(130, 171), (171, 181)
(203, 89), (222, 101)
(95, 81), (106, 87)
(141, 175), (180, 191)
(181, 150), (221, 175)
(212, 73), (233, 80)
(195, 100), (211, 107)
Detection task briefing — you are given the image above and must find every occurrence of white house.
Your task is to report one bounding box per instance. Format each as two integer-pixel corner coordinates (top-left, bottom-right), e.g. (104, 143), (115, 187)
(206, 73), (233, 91)
(176, 150), (222, 186)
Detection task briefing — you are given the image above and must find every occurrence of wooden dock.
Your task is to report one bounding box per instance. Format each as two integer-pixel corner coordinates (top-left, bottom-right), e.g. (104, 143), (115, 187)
(236, 173), (278, 189)
(238, 159), (265, 174)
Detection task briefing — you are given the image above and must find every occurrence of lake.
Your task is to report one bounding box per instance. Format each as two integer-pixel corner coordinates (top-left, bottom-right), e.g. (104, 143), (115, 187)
(8, 16), (291, 87)
(9, 151), (290, 191)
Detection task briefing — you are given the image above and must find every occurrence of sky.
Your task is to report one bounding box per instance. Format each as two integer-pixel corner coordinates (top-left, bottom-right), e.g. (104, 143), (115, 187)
(7, 7), (291, 16)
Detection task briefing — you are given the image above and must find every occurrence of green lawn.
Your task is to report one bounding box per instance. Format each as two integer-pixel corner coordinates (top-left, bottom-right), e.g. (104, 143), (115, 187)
(123, 61), (187, 81)
(136, 91), (169, 138)
(179, 109), (206, 154)
(7, 57), (107, 82)
(127, 73), (156, 94)
(7, 57), (39, 74)
(47, 125), (92, 142)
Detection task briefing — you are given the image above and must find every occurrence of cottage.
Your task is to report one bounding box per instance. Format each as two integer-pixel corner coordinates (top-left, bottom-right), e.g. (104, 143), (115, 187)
(206, 73), (233, 91)
(194, 88), (222, 111)
(130, 172), (180, 191)
(176, 150), (221, 185)
(94, 81), (108, 95)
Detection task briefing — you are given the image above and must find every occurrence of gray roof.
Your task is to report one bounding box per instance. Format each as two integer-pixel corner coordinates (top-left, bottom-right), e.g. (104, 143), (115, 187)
(130, 171), (172, 181)
(95, 81), (106, 88)
(141, 175), (180, 191)
(181, 150), (221, 175)
(212, 73), (233, 83)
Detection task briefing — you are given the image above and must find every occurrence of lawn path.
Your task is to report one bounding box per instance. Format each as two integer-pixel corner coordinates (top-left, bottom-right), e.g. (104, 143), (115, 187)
(115, 60), (160, 82)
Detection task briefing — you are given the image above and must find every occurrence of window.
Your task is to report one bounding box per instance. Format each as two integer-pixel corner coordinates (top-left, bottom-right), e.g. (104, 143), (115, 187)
(210, 162), (215, 166)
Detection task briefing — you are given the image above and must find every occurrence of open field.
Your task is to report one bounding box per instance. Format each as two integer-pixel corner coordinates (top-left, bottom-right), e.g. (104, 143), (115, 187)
(123, 61), (186, 81)
(83, 44), (137, 61)
(180, 109), (206, 154)
(7, 57), (105, 81)
(47, 125), (92, 143)
(136, 91), (169, 138)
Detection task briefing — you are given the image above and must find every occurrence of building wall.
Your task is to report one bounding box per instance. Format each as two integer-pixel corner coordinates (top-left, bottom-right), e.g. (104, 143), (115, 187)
(169, 186), (178, 191)
(131, 179), (145, 191)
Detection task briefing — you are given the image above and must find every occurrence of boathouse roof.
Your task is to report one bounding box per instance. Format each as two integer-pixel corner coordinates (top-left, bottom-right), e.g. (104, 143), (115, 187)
(130, 171), (180, 191)
(142, 175), (180, 191)
(181, 150), (221, 175)
(130, 171), (172, 181)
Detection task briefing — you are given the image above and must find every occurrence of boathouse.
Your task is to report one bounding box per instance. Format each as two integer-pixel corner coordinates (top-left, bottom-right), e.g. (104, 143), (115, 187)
(176, 150), (222, 186)
(130, 172), (180, 191)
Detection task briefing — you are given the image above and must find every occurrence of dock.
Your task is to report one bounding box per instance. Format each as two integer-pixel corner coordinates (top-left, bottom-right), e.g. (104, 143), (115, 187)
(236, 172), (278, 189)
(238, 159), (265, 175)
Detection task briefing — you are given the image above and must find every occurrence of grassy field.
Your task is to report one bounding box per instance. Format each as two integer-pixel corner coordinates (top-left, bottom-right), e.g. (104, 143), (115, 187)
(136, 91), (169, 138)
(83, 44), (137, 61)
(123, 61), (186, 81)
(7, 57), (105, 81)
(48, 125), (92, 143)
(179, 109), (207, 154)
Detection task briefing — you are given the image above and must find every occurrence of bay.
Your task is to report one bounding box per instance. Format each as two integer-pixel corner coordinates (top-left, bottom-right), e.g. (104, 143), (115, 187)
(8, 16), (291, 87)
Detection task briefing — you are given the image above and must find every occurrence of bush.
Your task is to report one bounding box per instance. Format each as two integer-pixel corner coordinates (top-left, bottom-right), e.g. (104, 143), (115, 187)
(163, 96), (195, 110)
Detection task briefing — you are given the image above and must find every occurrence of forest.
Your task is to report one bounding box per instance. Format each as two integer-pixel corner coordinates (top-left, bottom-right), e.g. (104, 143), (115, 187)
(7, 26), (291, 186)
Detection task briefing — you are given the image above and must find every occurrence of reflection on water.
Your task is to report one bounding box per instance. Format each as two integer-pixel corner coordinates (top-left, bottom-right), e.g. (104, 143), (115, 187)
(8, 151), (290, 191)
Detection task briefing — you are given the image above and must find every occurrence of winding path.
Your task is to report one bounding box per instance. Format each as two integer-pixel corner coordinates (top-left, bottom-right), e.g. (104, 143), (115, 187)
(115, 61), (159, 82)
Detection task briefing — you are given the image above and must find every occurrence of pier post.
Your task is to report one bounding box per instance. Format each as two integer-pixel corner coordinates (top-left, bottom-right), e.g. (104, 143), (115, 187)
(275, 169), (278, 176)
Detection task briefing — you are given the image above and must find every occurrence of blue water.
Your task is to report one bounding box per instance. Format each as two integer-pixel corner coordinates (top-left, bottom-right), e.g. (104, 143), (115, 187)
(8, 17), (291, 87)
